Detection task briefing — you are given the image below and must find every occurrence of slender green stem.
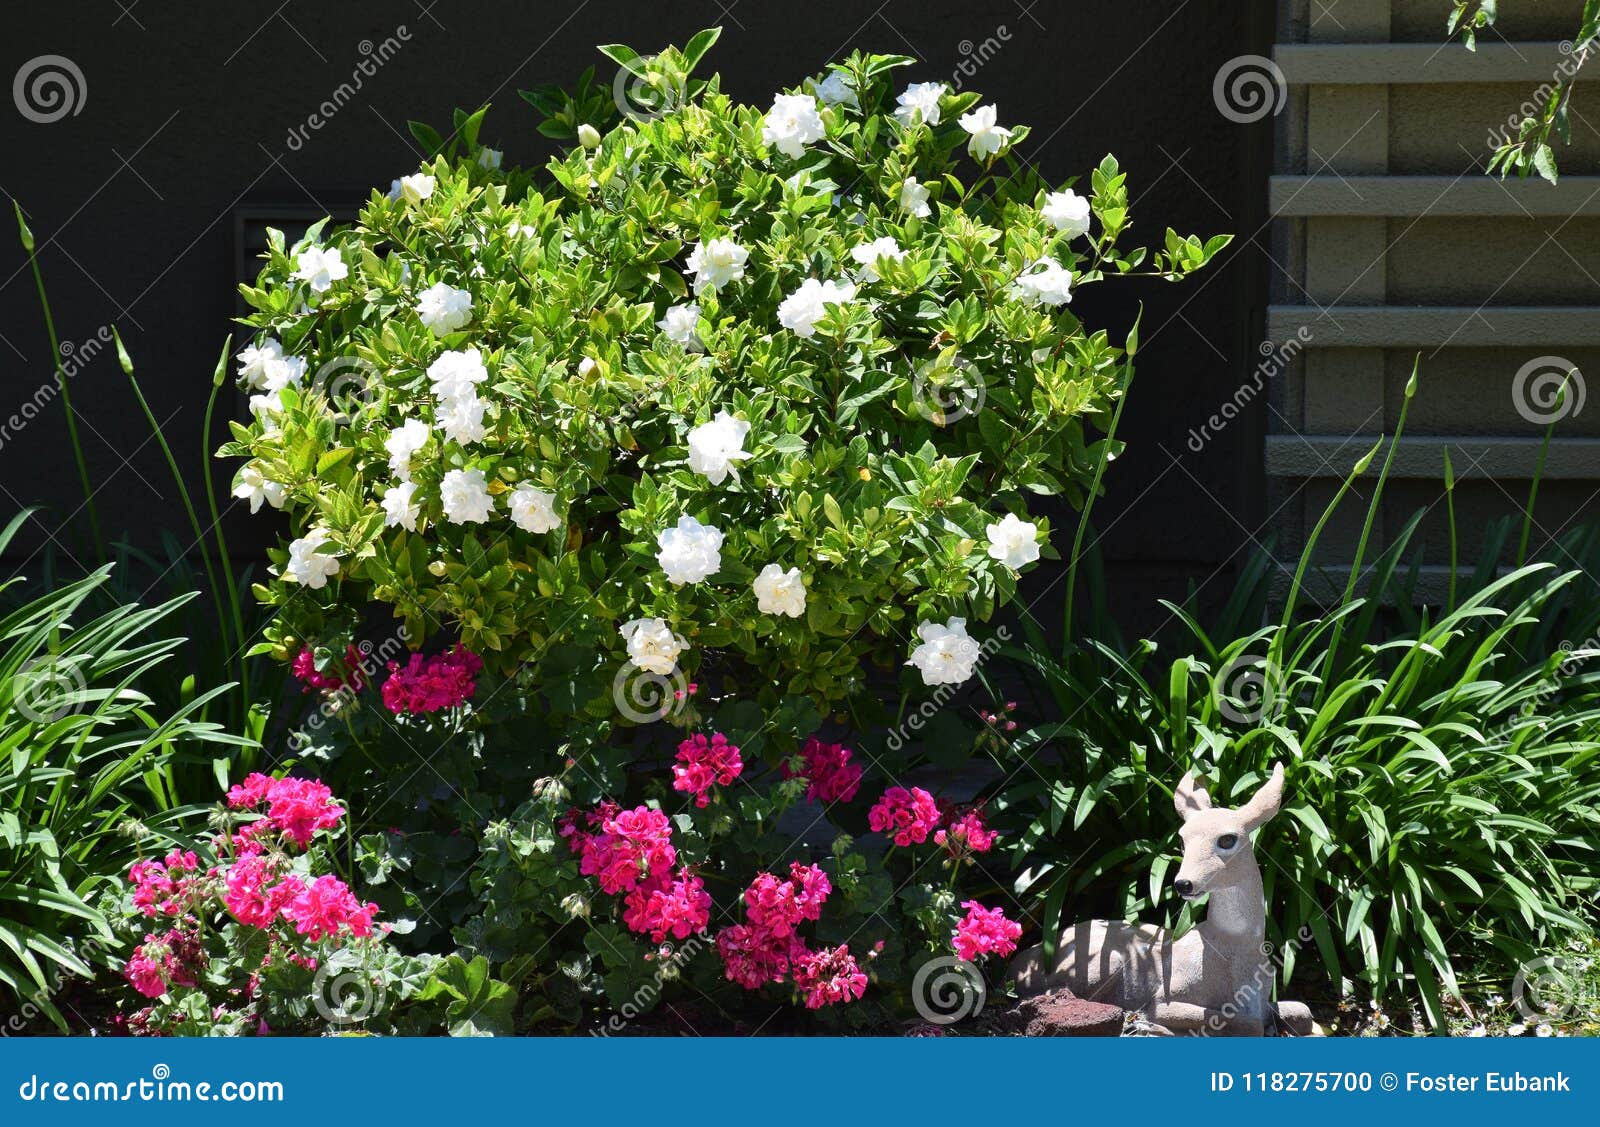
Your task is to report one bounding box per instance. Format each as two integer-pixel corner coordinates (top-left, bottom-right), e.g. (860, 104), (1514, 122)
(202, 340), (248, 711)
(1320, 357), (1417, 697)
(1273, 435), (1385, 677)
(1063, 311), (1141, 650)
(117, 330), (231, 667)
(1517, 390), (1564, 567)
(17, 202), (103, 564)
(1443, 447), (1458, 611)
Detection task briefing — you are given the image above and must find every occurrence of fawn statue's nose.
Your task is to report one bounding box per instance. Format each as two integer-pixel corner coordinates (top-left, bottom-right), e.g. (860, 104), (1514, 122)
(1173, 879), (1195, 897)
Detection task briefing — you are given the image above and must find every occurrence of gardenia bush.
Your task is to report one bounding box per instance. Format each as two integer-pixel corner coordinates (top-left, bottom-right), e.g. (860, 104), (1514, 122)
(226, 33), (1228, 733)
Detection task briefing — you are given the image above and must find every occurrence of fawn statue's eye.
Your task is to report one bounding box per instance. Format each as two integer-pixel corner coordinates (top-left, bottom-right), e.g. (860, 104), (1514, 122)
(1216, 834), (1238, 850)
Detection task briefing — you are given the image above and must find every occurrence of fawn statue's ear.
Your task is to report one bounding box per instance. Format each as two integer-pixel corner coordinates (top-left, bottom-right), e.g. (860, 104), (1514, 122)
(1173, 771), (1212, 822)
(1237, 763), (1286, 833)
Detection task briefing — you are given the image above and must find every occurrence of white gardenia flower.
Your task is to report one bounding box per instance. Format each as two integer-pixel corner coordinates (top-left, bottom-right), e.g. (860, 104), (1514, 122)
(685, 238), (749, 295)
(427, 347), (490, 402)
(382, 480), (421, 531)
(477, 148), (503, 170)
(1042, 190), (1092, 239)
(285, 529), (341, 589)
(238, 340), (307, 393)
(233, 464), (286, 514)
(577, 356), (597, 377)
(894, 81), (946, 128)
(415, 283), (474, 336)
(686, 411), (752, 485)
(762, 93), (826, 159)
(898, 177), (931, 218)
(985, 513), (1041, 569)
(385, 419), (431, 478)
(248, 391), (286, 435)
(439, 468), (495, 524)
(237, 338), (284, 389)
(438, 394), (487, 445)
(814, 71), (857, 108)
(262, 353), (307, 393)
(386, 179), (403, 201)
(908, 617), (983, 686)
(620, 617), (686, 675)
(753, 564), (806, 618)
(850, 236), (907, 283)
(1010, 258), (1074, 307)
(777, 278), (857, 338)
(657, 303), (701, 348)
(577, 123), (602, 150)
(399, 173), (435, 204)
(293, 247), (348, 294)
(508, 484), (561, 533)
(655, 514), (724, 585)
(959, 104), (1013, 161)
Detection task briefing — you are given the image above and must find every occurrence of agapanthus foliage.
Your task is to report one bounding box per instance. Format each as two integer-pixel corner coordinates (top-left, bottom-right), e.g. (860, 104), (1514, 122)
(227, 30), (1228, 727)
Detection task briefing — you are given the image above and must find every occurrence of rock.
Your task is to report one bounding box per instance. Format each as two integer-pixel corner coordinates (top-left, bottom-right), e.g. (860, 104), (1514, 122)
(999, 987), (1124, 1037)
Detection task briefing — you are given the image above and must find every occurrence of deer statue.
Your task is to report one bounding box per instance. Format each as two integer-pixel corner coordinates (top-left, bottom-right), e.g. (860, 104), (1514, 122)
(1008, 763), (1316, 1035)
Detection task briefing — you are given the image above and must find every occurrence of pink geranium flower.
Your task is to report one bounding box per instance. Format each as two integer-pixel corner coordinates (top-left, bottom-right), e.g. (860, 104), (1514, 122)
(672, 732), (744, 807)
(783, 737), (863, 804)
(792, 944), (868, 1009)
(284, 875), (379, 942)
(226, 773), (344, 847)
(381, 645), (483, 715)
(578, 805), (676, 894)
(952, 900), (1022, 961)
(867, 785), (941, 846)
(291, 644), (367, 694)
(622, 869), (711, 943)
(934, 809), (997, 856)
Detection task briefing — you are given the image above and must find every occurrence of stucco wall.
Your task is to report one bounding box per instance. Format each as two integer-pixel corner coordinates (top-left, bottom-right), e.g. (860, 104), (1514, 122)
(1271, 0), (1600, 599)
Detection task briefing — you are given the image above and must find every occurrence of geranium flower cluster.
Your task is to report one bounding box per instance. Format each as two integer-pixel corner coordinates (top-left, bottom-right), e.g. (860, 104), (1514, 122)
(119, 775), (380, 1021)
(380, 644), (484, 715)
(952, 900), (1023, 962)
(671, 731), (744, 807)
(291, 645), (366, 694)
(562, 802), (711, 943)
(783, 737), (863, 804)
(858, 787), (1018, 966)
(227, 772), (345, 847)
(715, 863), (867, 1009)
(867, 785), (943, 846)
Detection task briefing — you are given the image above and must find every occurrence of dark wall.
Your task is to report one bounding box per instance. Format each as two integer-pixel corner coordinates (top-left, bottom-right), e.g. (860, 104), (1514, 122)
(0, 1), (1270, 634)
